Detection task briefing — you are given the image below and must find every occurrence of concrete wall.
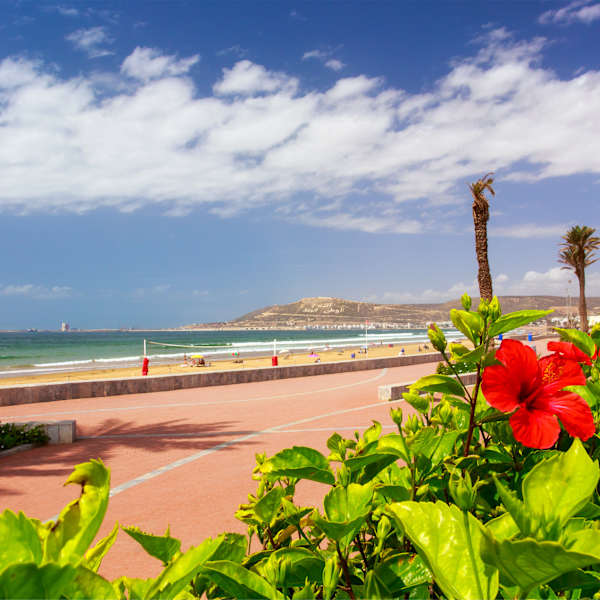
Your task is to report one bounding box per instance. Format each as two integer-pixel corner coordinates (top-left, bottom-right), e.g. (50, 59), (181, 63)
(378, 372), (478, 402)
(0, 351), (443, 407)
(11, 420), (76, 444)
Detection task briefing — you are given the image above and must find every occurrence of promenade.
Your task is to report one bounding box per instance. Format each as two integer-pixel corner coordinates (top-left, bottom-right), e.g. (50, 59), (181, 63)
(0, 341), (553, 580)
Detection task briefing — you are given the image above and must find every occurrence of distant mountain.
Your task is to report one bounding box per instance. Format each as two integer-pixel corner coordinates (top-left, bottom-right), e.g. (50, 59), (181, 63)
(215, 295), (600, 328)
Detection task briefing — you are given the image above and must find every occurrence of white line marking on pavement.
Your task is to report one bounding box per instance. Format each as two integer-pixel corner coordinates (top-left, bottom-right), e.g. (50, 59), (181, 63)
(45, 368), (390, 521)
(9, 368), (390, 420)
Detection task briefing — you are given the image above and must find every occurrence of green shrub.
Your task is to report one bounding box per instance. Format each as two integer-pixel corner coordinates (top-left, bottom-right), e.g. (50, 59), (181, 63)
(0, 422), (49, 451)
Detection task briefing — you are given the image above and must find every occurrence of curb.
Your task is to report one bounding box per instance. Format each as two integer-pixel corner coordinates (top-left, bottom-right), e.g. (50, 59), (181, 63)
(0, 443), (35, 457)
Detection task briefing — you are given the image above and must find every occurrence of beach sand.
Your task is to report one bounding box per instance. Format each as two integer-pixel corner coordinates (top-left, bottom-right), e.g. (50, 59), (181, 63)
(0, 340), (439, 387)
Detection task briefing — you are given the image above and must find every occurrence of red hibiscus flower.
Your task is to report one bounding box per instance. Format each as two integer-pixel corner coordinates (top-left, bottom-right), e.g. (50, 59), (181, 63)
(482, 339), (595, 449)
(547, 341), (594, 365)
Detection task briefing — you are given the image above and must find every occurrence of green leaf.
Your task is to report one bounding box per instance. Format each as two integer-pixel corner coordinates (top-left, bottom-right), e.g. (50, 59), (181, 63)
(450, 309), (484, 344)
(292, 581), (317, 599)
(203, 532), (246, 564)
(488, 309), (553, 337)
(364, 570), (391, 599)
(492, 475), (531, 537)
(324, 483), (373, 522)
(375, 485), (411, 503)
(0, 563), (77, 599)
(145, 536), (225, 599)
(363, 421), (382, 444)
(576, 502), (600, 519)
(522, 438), (599, 530)
(555, 327), (596, 357)
(549, 569), (600, 594)
(122, 525), (181, 566)
(63, 566), (117, 599)
(83, 522), (119, 572)
(409, 428), (461, 469)
(481, 533), (600, 596)
(0, 510), (43, 566)
(344, 452), (398, 475)
(312, 484), (373, 543)
(485, 513), (519, 541)
(410, 374), (465, 397)
(376, 434), (410, 463)
(455, 344), (486, 364)
(202, 560), (284, 600)
(261, 447), (335, 485)
(374, 552), (432, 593)
(388, 501), (499, 600)
(265, 548), (324, 587)
(326, 433), (343, 454)
(44, 459), (111, 564)
(113, 576), (152, 600)
(254, 488), (285, 525)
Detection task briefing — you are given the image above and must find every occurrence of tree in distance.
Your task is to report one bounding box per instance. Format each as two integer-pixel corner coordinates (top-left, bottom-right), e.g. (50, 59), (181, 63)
(559, 225), (600, 333)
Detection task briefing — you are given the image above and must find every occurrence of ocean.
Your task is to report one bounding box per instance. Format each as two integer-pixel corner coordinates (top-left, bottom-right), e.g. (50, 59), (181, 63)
(0, 328), (461, 378)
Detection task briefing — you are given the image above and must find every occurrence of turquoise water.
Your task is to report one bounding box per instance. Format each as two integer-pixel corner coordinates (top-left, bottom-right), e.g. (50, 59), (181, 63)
(0, 329), (459, 377)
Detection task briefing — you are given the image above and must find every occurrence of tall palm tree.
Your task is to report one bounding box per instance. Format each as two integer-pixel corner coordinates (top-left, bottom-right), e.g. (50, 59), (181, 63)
(559, 225), (600, 333)
(469, 173), (495, 302)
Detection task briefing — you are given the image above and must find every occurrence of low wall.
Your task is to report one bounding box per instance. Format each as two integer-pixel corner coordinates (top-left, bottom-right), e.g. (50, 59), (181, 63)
(10, 420), (76, 444)
(0, 351), (444, 407)
(378, 372), (478, 402)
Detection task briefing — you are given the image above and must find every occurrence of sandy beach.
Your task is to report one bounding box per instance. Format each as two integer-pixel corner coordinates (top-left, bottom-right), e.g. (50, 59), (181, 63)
(0, 340), (438, 387)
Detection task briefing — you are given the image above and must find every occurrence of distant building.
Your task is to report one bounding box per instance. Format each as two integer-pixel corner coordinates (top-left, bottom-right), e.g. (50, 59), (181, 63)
(590, 315), (600, 326)
(61, 322), (70, 332)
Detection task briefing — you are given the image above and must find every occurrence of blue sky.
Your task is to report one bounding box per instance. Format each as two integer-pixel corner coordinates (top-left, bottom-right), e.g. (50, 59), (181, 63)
(0, 0), (599, 329)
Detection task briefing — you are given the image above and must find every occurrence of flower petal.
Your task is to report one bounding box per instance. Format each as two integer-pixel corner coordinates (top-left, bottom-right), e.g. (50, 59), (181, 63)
(547, 341), (592, 365)
(539, 354), (586, 392)
(546, 391), (596, 441)
(509, 406), (561, 449)
(482, 340), (539, 413)
(496, 339), (539, 381)
(482, 364), (520, 412)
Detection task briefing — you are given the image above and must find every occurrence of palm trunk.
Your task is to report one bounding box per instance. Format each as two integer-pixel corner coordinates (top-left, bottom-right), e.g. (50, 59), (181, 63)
(577, 269), (588, 333)
(473, 211), (493, 302)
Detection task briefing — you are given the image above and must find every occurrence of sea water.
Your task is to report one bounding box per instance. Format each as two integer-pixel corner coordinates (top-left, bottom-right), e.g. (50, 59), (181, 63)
(0, 328), (461, 378)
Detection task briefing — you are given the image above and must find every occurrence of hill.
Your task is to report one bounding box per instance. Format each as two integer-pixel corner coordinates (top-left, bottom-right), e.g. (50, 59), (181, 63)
(216, 295), (600, 329)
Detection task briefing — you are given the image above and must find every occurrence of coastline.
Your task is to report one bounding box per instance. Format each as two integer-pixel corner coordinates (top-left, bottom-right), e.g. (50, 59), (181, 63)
(0, 340), (435, 387)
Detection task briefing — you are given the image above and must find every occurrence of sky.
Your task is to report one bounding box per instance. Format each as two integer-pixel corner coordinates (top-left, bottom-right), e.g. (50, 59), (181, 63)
(0, 0), (599, 329)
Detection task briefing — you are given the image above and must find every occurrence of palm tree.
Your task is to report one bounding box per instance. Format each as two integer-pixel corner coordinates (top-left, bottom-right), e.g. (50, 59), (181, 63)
(469, 173), (495, 301)
(559, 225), (600, 333)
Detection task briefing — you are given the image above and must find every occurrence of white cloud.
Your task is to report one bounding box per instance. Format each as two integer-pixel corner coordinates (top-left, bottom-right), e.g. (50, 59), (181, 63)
(213, 60), (298, 95)
(303, 49), (345, 71)
(303, 50), (328, 60)
(498, 267), (600, 296)
(217, 45), (248, 58)
(0, 32), (599, 234)
(0, 284), (72, 299)
(48, 5), (80, 17)
(121, 47), (200, 81)
(539, 1), (600, 24)
(490, 224), (568, 238)
(325, 59), (345, 71)
(65, 26), (113, 58)
(377, 267), (600, 304)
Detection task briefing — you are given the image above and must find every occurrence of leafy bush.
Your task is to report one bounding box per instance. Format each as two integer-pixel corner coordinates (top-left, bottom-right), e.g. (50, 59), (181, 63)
(0, 422), (49, 451)
(436, 359), (477, 375)
(2, 295), (600, 599)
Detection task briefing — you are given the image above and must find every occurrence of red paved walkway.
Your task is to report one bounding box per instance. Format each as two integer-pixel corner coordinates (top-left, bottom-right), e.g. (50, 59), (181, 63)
(0, 359), (485, 578)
